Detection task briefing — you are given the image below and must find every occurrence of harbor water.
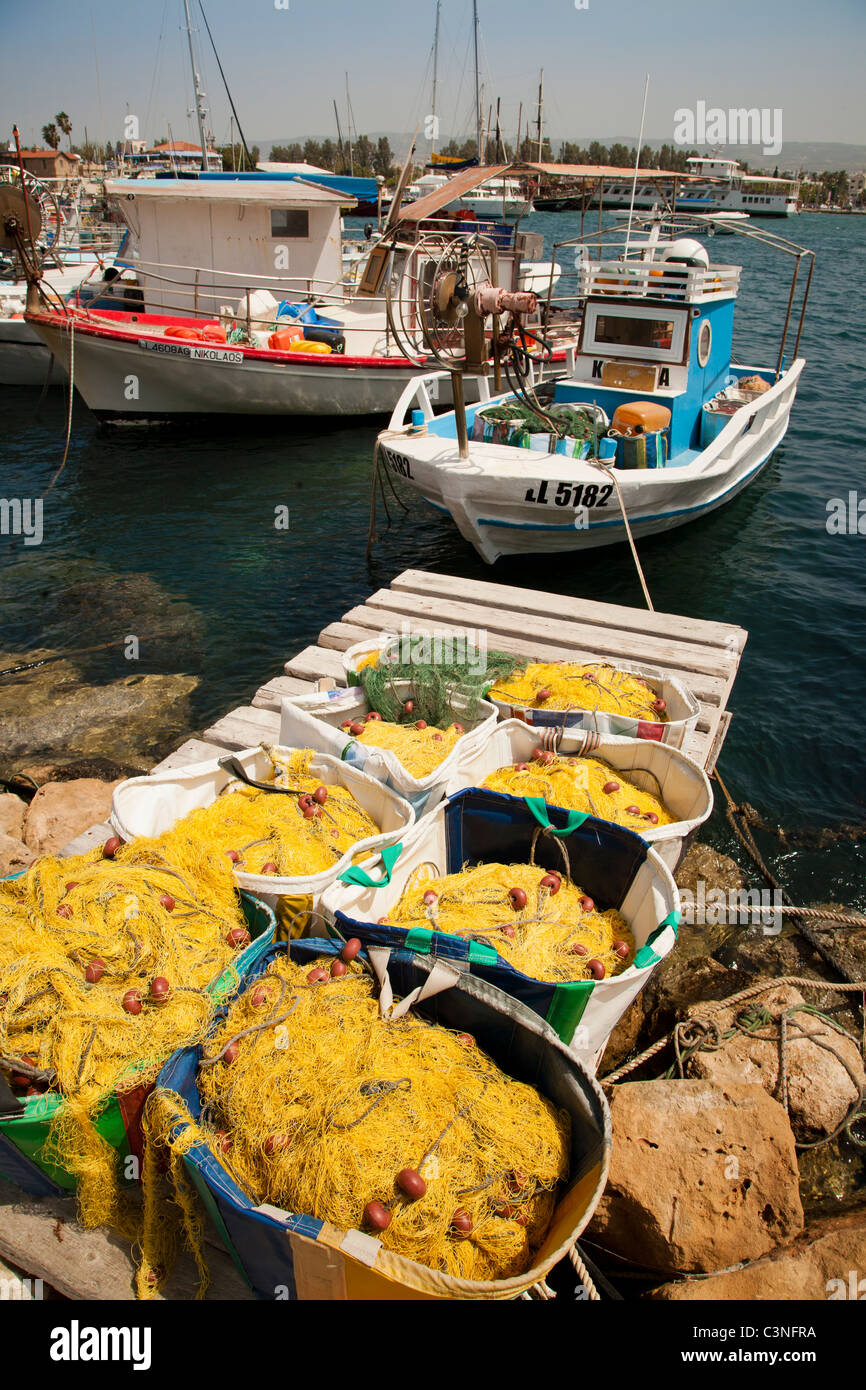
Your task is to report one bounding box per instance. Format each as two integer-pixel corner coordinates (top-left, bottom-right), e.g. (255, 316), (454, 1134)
(1, 211), (863, 908)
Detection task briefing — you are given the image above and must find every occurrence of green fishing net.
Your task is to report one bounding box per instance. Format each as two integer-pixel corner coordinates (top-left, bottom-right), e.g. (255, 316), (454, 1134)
(357, 644), (524, 727)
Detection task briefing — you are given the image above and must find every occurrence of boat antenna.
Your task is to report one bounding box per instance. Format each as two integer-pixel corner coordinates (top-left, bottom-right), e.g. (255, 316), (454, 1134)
(473, 0), (482, 161)
(183, 0), (209, 171)
(430, 0), (441, 158)
(198, 0), (253, 169)
(624, 72), (649, 262)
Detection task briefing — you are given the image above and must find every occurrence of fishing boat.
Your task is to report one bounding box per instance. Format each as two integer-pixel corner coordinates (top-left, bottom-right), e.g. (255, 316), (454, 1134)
(375, 212), (814, 562)
(22, 171), (575, 419)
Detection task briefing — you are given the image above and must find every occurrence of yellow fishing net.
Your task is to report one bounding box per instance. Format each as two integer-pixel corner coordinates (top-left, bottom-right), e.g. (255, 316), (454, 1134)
(344, 716), (462, 778)
(488, 661), (668, 721)
(137, 951), (570, 1295)
(0, 747), (381, 1229)
(481, 753), (675, 831)
(0, 835), (250, 1230)
(385, 862), (634, 982)
(174, 747), (381, 876)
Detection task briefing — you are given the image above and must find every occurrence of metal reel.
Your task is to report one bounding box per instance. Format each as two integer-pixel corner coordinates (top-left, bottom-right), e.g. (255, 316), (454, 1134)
(0, 181), (43, 252)
(0, 166), (64, 250)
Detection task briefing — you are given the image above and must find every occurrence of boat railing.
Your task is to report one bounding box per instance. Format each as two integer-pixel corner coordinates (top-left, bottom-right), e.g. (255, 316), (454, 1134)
(577, 259), (741, 302)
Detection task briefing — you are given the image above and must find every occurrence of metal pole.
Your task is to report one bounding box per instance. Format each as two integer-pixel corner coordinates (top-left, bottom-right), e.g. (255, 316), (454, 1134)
(452, 370), (469, 459)
(536, 69), (544, 162)
(431, 0), (441, 157)
(473, 0), (482, 160)
(775, 254), (801, 380)
(791, 253), (814, 361)
(183, 0), (209, 171)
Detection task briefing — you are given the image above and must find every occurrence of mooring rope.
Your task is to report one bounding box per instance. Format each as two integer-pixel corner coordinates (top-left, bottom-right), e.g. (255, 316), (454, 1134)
(712, 766), (861, 983)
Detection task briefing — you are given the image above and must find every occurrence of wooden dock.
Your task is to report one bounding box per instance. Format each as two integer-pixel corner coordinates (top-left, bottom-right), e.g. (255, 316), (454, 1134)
(3, 569), (747, 1297)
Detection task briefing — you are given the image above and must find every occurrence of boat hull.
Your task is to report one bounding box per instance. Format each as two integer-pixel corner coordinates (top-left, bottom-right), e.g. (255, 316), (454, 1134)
(0, 319), (66, 386)
(27, 313), (572, 420)
(379, 362), (804, 562)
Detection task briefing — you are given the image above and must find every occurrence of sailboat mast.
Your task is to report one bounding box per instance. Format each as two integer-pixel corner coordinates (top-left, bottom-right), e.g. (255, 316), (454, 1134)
(536, 68), (544, 162)
(345, 73), (354, 176)
(473, 0), (482, 160)
(430, 0), (441, 157)
(183, 0), (209, 171)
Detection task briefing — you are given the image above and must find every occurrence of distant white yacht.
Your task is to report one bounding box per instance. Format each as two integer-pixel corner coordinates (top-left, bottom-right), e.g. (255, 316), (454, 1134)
(597, 158), (799, 218)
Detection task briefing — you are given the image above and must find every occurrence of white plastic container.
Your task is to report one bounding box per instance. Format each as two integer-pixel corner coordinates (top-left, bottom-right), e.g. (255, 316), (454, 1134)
(487, 659), (701, 753)
(444, 719), (712, 870)
(110, 746), (415, 910)
(279, 682), (498, 816)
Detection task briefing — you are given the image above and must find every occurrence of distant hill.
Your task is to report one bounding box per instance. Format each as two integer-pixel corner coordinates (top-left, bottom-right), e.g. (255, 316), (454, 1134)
(255, 134), (866, 175)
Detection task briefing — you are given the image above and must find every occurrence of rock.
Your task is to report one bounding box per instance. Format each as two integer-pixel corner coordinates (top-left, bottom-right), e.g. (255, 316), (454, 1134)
(0, 665), (198, 768)
(589, 1080), (804, 1274)
(599, 995), (646, 1075)
(640, 952), (739, 1041)
(675, 843), (745, 896)
(23, 779), (122, 855)
(683, 985), (865, 1139)
(0, 793), (27, 839)
(0, 833), (37, 876)
(650, 1210), (866, 1300)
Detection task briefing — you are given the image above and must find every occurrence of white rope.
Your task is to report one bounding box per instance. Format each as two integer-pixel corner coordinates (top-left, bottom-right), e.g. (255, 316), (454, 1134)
(590, 458), (655, 612)
(46, 316), (75, 494)
(568, 1243), (601, 1301)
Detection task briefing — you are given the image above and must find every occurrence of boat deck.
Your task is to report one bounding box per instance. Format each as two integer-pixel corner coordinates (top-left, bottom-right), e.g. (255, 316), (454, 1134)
(1, 569), (747, 1297)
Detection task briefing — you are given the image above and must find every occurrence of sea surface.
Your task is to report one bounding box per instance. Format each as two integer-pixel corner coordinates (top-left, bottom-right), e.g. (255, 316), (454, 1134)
(1, 211), (864, 907)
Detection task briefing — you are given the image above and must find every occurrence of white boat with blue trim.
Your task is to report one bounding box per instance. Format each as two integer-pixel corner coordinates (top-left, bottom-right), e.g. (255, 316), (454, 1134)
(377, 215), (813, 563)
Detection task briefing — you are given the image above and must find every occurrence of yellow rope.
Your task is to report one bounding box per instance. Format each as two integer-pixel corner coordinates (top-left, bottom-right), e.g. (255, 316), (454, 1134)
(386, 862), (635, 982)
(481, 752), (674, 829)
(139, 953), (571, 1292)
(348, 717), (462, 777)
(488, 661), (667, 721)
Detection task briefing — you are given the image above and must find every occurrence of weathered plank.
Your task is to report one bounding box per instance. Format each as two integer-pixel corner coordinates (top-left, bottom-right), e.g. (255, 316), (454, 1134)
(283, 645), (347, 684)
(58, 823), (113, 859)
(704, 710), (733, 776)
(391, 569), (748, 653)
(201, 706), (281, 751)
(0, 1177), (252, 1301)
(252, 674), (317, 711)
(150, 739), (226, 774)
(332, 605), (726, 714)
(361, 588), (740, 684)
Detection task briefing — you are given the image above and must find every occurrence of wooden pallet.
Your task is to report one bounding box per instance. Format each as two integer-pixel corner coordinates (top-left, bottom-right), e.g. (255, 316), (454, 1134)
(12, 569), (746, 1296)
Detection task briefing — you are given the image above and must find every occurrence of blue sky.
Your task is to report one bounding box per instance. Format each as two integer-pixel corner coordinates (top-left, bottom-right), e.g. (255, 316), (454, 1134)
(2, 0), (863, 153)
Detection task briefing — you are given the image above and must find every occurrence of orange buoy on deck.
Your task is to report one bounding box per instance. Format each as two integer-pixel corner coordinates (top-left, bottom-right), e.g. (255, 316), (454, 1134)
(611, 401), (672, 433)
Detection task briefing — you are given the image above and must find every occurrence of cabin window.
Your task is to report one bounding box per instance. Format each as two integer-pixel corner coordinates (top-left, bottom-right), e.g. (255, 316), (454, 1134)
(581, 301), (688, 364)
(270, 209), (309, 238)
(595, 314), (675, 350)
(697, 320), (712, 367)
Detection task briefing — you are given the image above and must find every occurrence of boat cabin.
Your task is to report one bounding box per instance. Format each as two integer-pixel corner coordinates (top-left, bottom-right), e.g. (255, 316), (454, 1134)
(105, 174), (349, 313)
(553, 249), (742, 458)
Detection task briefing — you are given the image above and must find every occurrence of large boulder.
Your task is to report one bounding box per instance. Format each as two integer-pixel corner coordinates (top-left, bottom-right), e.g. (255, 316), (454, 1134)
(0, 794), (27, 840)
(651, 1210), (866, 1300)
(0, 834), (37, 877)
(22, 779), (122, 855)
(684, 984), (865, 1138)
(589, 1080), (804, 1274)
